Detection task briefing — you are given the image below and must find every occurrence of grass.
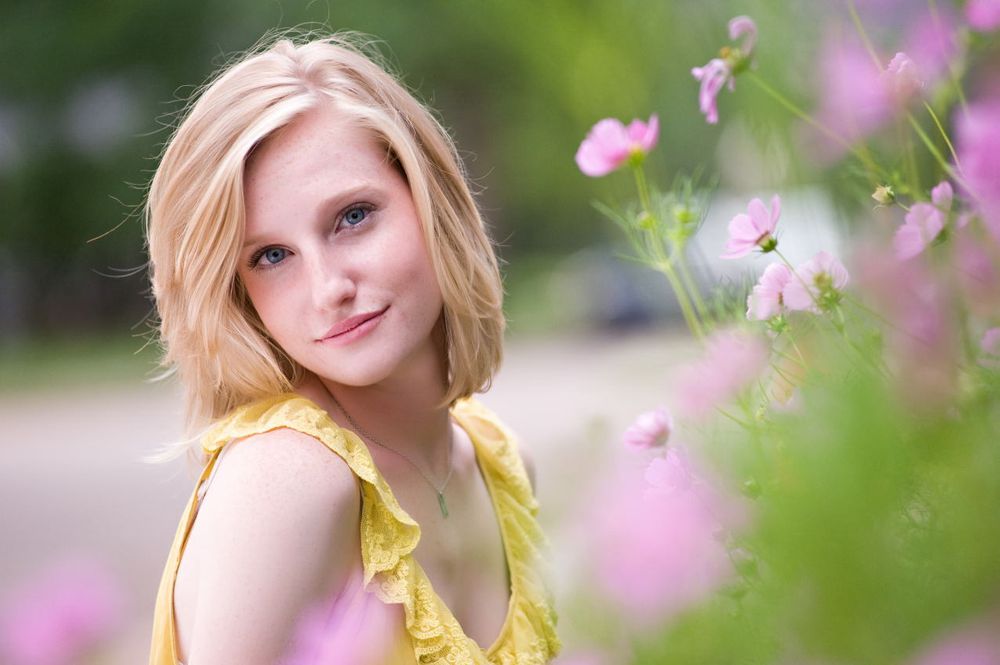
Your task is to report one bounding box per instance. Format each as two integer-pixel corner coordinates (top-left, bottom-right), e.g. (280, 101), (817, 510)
(502, 252), (577, 336)
(0, 332), (164, 394)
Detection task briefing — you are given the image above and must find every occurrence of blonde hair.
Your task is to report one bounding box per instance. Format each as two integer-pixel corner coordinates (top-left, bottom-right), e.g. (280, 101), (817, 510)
(145, 32), (505, 454)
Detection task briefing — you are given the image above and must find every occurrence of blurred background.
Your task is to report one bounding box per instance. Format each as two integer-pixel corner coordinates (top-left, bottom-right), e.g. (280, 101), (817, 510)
(2, 0), (996, 662)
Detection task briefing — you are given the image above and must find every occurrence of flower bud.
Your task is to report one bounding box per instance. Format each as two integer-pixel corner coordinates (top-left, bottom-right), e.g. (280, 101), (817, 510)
(872, 184), (896, 206)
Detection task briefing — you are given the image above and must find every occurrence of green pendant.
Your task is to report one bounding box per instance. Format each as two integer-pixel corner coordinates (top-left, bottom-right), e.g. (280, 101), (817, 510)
(437, 491), (449, 518)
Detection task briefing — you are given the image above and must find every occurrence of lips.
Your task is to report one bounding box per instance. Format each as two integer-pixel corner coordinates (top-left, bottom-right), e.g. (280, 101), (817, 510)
(320, 306), (389, 340)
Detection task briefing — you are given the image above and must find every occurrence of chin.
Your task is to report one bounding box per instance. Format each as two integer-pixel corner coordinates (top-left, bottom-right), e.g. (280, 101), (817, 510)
(305, 355), (399, 389)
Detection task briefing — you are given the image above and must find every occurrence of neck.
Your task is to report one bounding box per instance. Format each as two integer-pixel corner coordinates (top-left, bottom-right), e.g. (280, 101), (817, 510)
(301, 317), (453, 472)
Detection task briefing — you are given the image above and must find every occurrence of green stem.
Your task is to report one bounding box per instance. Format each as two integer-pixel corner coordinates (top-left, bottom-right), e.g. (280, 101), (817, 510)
(842, 293), (943, 360)
(717, 407), (755, 429)
(850, 0), (967, 188)
(769, 347), (808, 384)
(773, 248), (825, 315)
(769, 360), (799, 386)
(676, 253), (710, 323)
(782, 326), (808, 367)
(900, 118), (921, 195)
(746, 72), (884, 181)
(923, 101), (962, 174)
(906, 113), (969, 190)
(843, 293), (894, 329)
(847, 0), (885, 70)
(927, 0), (969, 114)
(633, 162), (653, 217)
(656, 259), (705, 339)
(631, 163), (704, 339)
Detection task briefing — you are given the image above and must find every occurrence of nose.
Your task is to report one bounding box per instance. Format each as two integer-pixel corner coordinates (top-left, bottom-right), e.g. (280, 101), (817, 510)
(303, 247), (356, 312)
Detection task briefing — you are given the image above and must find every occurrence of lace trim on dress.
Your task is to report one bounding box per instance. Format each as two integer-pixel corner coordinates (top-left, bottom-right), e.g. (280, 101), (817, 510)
(200, 393), (561, 664)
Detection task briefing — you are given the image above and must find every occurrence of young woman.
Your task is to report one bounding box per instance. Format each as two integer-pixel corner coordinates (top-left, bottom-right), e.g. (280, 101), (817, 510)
(145, 34), (561, 665)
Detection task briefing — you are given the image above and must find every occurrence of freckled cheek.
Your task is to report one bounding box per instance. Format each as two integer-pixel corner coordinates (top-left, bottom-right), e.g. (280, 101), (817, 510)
(404, 256), (444, 327)
(244, 280), (302, 343)
(382, 227), (438, 291)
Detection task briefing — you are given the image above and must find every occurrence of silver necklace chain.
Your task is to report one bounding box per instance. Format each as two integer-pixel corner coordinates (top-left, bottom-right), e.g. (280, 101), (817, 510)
(327, 390), (454, 518)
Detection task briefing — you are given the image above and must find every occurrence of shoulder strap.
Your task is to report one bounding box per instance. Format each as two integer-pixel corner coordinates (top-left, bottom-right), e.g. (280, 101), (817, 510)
(450, 397), (538, 516)
(449, 397), (563, 662)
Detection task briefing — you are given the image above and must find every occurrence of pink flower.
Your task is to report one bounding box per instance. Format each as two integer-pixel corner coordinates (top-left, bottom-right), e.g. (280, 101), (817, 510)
(691, 59), (731, 125)
(690, 16), (758, 124)
(278, 569), (402, 665)
(747, 262), (793, 320)
(982, 328), (1000, 369)
(953, 226), (1000, 318)
(0, 555), (124, 665)
(893, 211), (946, 260)
(966, 0), (1000, 31)
(552, 651), (619, 665)
(675, 330), (770, 417)
(783, 251), (849, 313)
(885, 52), (923, 101)
(721, 194), (781, 259)
(907, 616), (1000, 665)
(728, 15), (758, 57)
(807, 13), (954, 161)
(855, 246), (959, 408)
(810, 34), (891, 152)
(575, 115), (659, 177)
(932, 180), (955, 209)
(585, 448), (747, 629)
(893, 181), (953, 260)
(622, 407), (674, 450)
(903, 9), (960, 86)
(956, 99), (1000, 241)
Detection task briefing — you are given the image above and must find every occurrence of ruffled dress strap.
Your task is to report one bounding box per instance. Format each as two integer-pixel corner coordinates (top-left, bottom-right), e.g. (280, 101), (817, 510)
(450, 398), (562, 664)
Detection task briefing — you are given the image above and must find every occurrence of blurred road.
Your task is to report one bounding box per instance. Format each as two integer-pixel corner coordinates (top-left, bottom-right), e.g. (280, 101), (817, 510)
(0, 326), (697, 662)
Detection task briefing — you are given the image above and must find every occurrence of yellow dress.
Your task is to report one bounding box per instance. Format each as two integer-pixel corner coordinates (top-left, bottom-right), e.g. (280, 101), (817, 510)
(148, 393), (562, 664)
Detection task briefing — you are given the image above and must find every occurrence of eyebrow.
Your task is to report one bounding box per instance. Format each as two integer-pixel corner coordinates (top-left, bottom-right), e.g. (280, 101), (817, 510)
(241, 183), (380, 250)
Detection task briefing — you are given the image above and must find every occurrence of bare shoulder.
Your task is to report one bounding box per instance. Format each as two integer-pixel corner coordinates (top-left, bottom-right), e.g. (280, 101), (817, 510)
(210, 426), (359, 507)
(184, 427), (361, 664)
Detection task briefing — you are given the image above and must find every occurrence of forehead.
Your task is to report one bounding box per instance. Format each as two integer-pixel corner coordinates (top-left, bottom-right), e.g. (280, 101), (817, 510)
(243, 103), (391, 221)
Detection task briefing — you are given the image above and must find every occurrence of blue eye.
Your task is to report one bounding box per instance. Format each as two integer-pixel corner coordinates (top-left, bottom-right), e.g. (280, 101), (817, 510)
(262, 247), (287, 264)
(249, 246), (288, 270)
(343, 206), (369, 227)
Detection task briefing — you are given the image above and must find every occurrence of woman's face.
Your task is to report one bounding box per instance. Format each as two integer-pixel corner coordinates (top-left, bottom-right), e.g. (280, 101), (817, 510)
(237, 103), (445, 388)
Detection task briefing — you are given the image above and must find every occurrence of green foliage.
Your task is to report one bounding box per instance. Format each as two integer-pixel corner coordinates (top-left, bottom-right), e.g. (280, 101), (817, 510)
(0, 0), (802, 339)
(563, 2), (1000, 661)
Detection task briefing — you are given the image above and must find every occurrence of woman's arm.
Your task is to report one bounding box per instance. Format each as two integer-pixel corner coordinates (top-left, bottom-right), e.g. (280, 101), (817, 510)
(183, 427), (361, 665)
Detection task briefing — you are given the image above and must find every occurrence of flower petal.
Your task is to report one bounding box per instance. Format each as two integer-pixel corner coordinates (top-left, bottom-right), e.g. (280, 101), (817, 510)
(966, 0), (1000, 32)
(782, 278), (814, 312)
(721, 214), (759, 259)
(575, 140), (617, 177)
(931, 180), (953, 210)
(692, 59), (730, 124)
(728, 15), (758, 56)
(746, 197), (772, 235)
(575, 118), (632, 176)
(895, 203), (946, 259)
(624, 114), (659, 155)
(769, 194), (782, 227)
